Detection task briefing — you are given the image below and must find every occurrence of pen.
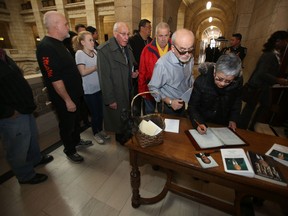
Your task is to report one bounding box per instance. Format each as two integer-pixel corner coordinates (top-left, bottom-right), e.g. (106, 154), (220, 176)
(194, 119), (206, 133)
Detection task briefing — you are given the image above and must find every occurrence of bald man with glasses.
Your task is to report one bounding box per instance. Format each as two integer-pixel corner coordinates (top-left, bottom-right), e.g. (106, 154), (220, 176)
(148, 28), (195, 116)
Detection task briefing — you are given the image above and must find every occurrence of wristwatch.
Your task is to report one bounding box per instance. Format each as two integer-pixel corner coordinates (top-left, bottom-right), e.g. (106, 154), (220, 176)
(168, 99), (172, 107)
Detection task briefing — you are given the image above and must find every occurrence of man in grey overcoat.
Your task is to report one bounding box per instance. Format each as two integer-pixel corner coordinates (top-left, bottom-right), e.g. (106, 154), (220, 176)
(97, 22), (138, 145)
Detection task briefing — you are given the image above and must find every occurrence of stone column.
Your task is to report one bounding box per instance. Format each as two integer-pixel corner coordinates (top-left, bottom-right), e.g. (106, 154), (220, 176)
(31, 0), (46, 39)
(114, 0), (141, 33)
(98, 16), (105, 43)
(55, 0), (66, 16)
(85, 0), (97, 27)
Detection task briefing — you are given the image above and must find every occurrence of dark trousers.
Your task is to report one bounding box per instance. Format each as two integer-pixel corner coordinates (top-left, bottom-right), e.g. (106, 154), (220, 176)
(53, 98), (81, 155)
(84, 91), (103, 135)
(238, 89), (271, 130)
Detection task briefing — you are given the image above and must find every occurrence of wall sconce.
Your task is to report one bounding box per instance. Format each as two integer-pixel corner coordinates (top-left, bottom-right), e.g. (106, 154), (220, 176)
(0, 37), (4, 41)
(209, 17), (213, 22)
(206, 1), (212, 10)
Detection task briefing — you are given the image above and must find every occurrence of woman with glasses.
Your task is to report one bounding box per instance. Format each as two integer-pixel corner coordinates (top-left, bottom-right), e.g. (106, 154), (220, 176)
(188, 53), (243, 134)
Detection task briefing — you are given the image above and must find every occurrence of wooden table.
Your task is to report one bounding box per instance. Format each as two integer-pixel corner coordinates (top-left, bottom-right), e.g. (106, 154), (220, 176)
(126, 117), (288, 215)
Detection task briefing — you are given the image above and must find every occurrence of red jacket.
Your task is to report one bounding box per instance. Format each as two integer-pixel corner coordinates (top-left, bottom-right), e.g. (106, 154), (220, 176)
(138, 39), (171, 100)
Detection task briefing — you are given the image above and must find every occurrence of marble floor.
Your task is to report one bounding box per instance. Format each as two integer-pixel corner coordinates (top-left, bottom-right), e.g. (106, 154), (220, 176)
(0, 128), (285, 216)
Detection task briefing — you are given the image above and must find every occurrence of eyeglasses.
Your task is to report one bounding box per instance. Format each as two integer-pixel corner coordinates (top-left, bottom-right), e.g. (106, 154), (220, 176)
(117, 32), (130, 37)
(173, 45), (194, 55)
(214, 76), (235, 84)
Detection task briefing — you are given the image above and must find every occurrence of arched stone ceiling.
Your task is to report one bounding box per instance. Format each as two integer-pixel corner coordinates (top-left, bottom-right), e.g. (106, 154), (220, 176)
(180, 0), (236, 40)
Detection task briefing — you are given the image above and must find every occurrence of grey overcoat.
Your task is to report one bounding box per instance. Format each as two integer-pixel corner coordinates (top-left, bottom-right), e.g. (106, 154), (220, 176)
(97, 37), (135, 133)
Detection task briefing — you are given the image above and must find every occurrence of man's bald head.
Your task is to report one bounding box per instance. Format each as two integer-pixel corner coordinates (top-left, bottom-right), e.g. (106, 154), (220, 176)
(43, 11), (70, 41)
(171, 29), (195, 63)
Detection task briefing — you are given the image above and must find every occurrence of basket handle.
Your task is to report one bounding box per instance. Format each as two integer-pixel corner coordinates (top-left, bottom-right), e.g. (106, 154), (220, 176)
(131, 91), (157, 117)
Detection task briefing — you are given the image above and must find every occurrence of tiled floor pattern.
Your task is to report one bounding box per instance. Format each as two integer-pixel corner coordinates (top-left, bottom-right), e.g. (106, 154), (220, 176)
(0, 128), (285, 216)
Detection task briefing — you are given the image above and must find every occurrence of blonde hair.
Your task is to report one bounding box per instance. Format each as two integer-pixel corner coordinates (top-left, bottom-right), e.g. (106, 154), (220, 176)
(72, 31), (92, 51)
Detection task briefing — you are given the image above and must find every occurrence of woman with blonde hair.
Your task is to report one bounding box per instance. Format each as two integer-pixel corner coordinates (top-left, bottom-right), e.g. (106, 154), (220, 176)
(73, 31), (110, 144)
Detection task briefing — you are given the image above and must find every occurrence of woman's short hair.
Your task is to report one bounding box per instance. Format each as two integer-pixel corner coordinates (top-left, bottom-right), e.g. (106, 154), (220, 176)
(215, 53), (242, 77)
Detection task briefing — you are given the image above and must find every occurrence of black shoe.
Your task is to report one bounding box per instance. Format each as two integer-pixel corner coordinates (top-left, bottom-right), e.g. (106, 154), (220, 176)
(19, 173), (48, 184)
(67, 153), (84, 163)
(77, 139), (93, 146)
(115, 133), (130, 145)
(35, 155), (54, 167)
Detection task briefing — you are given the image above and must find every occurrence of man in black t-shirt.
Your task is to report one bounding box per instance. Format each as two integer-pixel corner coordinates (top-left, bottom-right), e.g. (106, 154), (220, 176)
(36, 11), (90, 163)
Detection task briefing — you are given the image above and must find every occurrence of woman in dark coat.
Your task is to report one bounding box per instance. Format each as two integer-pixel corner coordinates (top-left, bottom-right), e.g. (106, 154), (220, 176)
(188, 53), (243, 134)
(238, 31), (288, 130)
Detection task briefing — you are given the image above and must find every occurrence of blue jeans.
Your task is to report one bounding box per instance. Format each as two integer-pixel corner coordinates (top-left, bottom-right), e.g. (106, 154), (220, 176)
(0, 114), (42, 181)
(84, 91), (103, 135)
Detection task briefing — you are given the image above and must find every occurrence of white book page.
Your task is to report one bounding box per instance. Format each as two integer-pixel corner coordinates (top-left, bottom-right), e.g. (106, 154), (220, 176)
(211, 127), (245, 145)
(220, 148), (254, 178)
(189, 128), (223, 149)
(164, 119), (180, 133)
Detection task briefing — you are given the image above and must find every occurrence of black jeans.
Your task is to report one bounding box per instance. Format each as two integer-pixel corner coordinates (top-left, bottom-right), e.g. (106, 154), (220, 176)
(53, 98), (81, 155)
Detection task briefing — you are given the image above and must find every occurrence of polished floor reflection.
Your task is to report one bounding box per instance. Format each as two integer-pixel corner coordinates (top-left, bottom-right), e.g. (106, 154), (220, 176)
(0, 128), (285, 216)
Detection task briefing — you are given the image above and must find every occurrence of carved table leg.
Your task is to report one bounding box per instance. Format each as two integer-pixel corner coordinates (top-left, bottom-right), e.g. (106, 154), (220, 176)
(131, 164), (141, 208)
(130, 150), (141, 208)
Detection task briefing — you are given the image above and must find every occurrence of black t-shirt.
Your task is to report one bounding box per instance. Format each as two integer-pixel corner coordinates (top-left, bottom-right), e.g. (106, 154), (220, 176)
(36, 36), (83, 104)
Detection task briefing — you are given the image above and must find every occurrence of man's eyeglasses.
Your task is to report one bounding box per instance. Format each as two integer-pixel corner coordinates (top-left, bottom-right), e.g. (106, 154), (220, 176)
(173, 45), (194, 55)
(214, 76), (235, 84)
(117, 32), (130, 37)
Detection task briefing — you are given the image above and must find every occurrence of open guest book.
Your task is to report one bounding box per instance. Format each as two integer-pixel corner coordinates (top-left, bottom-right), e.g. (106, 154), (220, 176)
(186, 127), (246, 150)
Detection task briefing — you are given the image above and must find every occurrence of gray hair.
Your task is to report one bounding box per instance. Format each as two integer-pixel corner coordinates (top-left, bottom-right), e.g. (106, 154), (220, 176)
(113, 22), (119, 32)
(155, 22), (170, 35)
(43, 11), (59, 29)
(113, 22), (127, 33)
(215, 53), (242, 77)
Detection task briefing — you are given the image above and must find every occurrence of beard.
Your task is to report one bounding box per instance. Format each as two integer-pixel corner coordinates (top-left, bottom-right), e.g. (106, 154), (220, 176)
(179, 56), (192, 64)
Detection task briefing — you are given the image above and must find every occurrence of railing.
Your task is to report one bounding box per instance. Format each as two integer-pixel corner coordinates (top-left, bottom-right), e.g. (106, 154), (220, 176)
(0, 2), (6, 9)
(41, 0), (55, 7)
(21, 1), (32, 10)
(67, 0), (84, 3)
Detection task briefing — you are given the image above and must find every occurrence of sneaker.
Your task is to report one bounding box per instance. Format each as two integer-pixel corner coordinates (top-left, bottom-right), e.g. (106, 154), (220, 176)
(77, 139), (93, 146)
(67, 153), (84, 163)
(94, 133), (105, 144)
(99, 131), (111, 139)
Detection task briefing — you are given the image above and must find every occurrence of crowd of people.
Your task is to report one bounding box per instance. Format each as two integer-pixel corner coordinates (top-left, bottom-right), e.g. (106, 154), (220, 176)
(1, 10), (287, 185)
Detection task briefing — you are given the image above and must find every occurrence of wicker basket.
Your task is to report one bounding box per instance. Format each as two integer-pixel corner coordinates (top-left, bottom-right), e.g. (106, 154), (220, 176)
(131, 91), (165, 148)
